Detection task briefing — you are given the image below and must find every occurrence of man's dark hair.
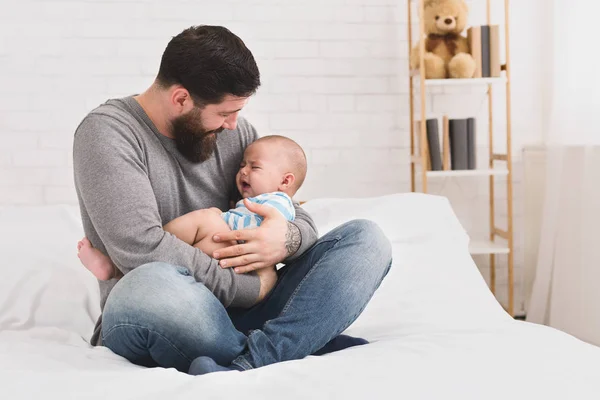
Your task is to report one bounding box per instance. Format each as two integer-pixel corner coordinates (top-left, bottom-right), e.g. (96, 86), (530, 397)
(157, 25), (260, 105)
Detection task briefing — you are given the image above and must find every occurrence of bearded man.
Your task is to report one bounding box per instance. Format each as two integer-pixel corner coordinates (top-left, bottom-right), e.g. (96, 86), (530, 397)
(73, 25), (392, 375)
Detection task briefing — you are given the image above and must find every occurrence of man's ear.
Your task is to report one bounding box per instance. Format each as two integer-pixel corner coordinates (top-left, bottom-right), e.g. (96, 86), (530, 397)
(170, 86), (194, 113)
(280, 173), (296, 191)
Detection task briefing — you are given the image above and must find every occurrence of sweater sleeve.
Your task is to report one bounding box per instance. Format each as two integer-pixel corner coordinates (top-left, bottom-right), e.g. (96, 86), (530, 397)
(73, 114), (260, 308)
(285, 203), (318, 263)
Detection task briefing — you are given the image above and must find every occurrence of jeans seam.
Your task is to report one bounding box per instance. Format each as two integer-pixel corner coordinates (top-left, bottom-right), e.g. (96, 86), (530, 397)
(231, 354), (254, 370)
(102, 323), (192, 364)
(278, 237), (341, 317)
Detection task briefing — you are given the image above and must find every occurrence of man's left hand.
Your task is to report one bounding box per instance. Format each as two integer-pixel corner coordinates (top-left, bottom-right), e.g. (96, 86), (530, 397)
(212, 199), (299, 274)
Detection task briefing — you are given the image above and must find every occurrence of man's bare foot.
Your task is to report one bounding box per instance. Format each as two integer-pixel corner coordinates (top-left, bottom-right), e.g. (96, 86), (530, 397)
(77, 238), (117, 281)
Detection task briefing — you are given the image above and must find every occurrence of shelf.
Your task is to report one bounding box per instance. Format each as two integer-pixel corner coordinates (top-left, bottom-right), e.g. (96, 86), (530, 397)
(469, 240), (510, 255)
(411, 75), (507, 87)
(426, 168), (509, 178)
(426, 77), (506, 86)
(411, 157), (509, 178)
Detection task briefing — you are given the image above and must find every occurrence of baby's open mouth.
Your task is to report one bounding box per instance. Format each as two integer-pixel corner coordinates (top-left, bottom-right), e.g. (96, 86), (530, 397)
(241, 182), (251, 191)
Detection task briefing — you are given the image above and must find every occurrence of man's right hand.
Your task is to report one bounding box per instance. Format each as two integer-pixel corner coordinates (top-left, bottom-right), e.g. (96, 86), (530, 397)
(255, 266), (277, 303)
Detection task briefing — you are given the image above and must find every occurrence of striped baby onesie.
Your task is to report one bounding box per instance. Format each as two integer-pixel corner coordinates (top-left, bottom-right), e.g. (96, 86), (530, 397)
(222, 192), (295, 230)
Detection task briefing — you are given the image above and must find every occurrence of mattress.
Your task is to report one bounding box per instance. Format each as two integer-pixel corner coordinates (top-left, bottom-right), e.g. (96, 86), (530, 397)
(1, 193), (599, 399)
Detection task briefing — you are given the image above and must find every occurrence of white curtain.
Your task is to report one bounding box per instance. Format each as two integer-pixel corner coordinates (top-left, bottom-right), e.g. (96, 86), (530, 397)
(526, 1), (600, 346)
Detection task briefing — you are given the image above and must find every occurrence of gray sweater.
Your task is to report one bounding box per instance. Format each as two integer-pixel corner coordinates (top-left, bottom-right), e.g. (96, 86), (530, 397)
(73, 96), (318, 346)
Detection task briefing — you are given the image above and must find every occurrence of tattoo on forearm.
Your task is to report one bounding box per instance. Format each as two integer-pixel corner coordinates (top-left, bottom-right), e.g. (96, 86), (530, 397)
(285, 222), (301, 256)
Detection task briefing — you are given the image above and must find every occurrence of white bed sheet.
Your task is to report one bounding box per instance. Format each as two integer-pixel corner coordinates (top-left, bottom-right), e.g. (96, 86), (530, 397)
(0, 194), (599, 399)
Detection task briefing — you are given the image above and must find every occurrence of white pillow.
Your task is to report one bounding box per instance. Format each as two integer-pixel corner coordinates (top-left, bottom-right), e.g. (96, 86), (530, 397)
(302, 192), (469, 244)
(0, 205), (100, 341)
(302, 193), (510, 340)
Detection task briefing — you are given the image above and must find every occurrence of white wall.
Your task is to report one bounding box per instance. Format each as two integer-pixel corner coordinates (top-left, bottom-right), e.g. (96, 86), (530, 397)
(0, 0), (545, 313)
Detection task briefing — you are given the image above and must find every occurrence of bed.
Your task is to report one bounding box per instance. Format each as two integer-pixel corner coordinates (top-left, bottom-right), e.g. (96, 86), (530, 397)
(1, 193), (598, 399)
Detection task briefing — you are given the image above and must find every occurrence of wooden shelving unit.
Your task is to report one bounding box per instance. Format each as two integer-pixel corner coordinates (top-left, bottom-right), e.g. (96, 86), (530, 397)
(407, 0), (514, 315)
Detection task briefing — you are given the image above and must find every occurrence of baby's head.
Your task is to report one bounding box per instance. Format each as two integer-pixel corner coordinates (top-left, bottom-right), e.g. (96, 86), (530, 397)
(236, 135), (307, 199)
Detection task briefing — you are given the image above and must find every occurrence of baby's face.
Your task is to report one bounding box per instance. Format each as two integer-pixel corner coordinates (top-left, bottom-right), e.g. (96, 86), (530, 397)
(236, 142), (284, 198)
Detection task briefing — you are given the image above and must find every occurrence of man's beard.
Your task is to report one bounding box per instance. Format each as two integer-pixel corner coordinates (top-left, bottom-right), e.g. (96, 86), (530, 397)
(171, 109), (224, 163)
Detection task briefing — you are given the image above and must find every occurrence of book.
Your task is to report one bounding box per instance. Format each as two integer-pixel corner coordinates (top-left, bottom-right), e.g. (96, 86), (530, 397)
(426, 119), (442, 171)
(467, 118), (476, 170)
(449, 119), (469, 170)
(489, 25), (501, 77)
(481, 25), (491, 78)
(467, 26), (482, 79)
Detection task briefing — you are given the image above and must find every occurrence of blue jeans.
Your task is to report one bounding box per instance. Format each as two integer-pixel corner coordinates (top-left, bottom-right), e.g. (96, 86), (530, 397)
(101, 219), (392, 372)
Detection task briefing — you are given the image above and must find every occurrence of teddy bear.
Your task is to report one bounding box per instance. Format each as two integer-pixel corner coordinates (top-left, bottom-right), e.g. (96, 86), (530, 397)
(410, 0), (476, 79)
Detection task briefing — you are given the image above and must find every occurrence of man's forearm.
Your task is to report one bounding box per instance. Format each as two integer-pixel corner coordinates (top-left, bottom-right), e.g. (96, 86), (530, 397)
(285, 222), (302, 257)
(285, 205), (318, 263)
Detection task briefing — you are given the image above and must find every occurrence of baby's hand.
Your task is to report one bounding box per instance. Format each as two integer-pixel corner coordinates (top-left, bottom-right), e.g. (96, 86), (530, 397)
(213, 199), (289, 273)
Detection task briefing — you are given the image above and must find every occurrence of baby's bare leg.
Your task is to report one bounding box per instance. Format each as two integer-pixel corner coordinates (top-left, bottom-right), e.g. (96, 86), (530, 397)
(163, 208), (236, 257)
(193, 216), (237, 257)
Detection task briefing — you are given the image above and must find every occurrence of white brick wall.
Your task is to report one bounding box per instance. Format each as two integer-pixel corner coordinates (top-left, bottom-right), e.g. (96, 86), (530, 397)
(0, 0), (547, 313)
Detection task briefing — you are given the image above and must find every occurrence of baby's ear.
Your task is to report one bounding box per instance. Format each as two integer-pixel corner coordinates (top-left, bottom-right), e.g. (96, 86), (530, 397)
(280, 172), (296, 189)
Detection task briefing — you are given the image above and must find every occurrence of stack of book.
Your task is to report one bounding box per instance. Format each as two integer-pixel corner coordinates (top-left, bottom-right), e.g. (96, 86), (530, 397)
(467, 25), (501, 78)
(418, 117), (477, 171)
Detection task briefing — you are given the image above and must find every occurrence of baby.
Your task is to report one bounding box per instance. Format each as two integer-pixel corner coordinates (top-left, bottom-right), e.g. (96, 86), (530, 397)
(77, 134), (307, 281)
